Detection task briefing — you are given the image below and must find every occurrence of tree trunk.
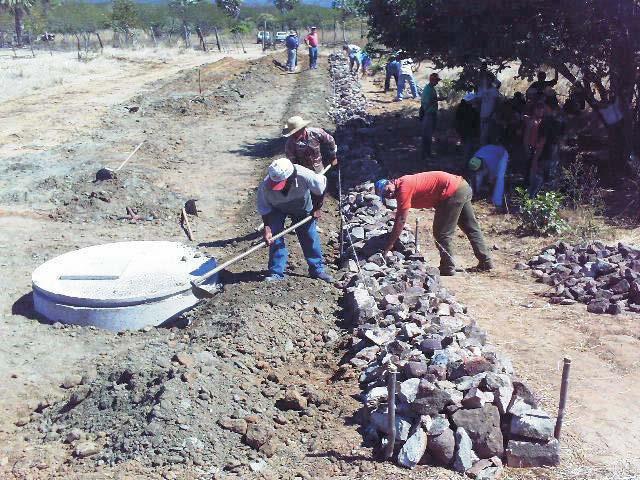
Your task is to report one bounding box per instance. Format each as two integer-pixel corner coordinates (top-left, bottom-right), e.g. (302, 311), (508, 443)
(214, 27), (221, 52)
(96, 32), (104, 52)
(74, 33), (81, 60)
(14, 6), (25, 46)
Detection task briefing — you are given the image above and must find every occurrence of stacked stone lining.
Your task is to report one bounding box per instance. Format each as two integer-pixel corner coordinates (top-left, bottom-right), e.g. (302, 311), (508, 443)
(521, 241), (640, 315)
(328, 53), (560, 476)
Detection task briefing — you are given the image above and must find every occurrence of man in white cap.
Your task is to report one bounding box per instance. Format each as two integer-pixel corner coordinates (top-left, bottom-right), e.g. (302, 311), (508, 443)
(283, 115), (337, 173)
(304, 26), (319, 69)
(256, 158), (332, 282)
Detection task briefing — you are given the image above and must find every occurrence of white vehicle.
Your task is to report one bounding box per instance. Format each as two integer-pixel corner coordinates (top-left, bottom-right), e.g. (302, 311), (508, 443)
(256, 31), (271, 44)
(275, 31), (288, 43)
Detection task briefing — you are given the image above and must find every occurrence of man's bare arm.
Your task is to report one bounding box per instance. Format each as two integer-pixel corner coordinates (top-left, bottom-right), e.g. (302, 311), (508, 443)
(384, 211), (408, 254)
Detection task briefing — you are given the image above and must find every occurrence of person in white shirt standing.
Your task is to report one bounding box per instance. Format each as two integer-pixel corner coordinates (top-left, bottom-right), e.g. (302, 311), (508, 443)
(396, 56), (418, 101)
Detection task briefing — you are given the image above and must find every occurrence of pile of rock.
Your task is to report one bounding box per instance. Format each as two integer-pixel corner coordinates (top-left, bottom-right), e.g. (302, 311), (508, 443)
(522, 241), (640, 315)
(328, 53), (370, 129)
(330, 60), (560, 477)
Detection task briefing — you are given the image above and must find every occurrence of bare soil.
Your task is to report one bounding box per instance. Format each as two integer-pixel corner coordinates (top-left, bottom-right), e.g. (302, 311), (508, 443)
(1, 49), (638, 480)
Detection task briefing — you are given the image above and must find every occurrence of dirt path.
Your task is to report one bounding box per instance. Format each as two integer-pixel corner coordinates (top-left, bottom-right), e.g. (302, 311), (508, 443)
(359, 74), (640, 477)
(0, 46), (266, 159)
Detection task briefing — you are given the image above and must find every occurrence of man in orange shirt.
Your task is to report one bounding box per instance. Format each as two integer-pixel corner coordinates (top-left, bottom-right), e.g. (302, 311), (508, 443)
(375, 171), (493, 275)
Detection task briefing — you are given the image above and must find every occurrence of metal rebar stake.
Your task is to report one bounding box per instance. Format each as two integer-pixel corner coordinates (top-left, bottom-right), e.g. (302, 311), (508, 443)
(414, 218), (420, 252)
(384, 365), (397, 459)
(554, 357), (572, 440)
(338, 164), (344, 260)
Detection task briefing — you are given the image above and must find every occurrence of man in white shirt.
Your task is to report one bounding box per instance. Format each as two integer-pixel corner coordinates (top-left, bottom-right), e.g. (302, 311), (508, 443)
(396, 57), (418, 101)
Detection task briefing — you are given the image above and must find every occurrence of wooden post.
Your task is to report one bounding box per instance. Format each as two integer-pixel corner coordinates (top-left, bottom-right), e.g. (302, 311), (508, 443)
(96, 32), (104, 53)
(74, 33), (81, 60)
(554, 357), (572, 441)
(262, 20), (266, 51)
(338, 164), (344, 259)
(214, 27), (222, 52)
(237, 32), (246, 54)
(384, 365), (397, 459)
(198, 68), (202, 95)
(181, 208), (194, 241)
(45, 33), (53, 56)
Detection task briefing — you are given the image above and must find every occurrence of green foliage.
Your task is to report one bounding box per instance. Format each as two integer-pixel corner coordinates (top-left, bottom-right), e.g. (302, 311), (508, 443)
(514, 187), (568, 236)
(274, 0), (299, 15)
(48, 2), (108, 33)
(230, 19), (251, 34)
(111, 0), (138, 34)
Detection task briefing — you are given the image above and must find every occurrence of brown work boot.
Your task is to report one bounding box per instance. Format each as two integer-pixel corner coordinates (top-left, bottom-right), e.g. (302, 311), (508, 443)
(475, 261), (494, 272)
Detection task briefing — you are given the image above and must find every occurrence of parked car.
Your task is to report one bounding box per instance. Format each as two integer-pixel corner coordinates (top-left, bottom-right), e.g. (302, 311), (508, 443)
(256, 31), (271, 44)
(275, 31), (288, 43)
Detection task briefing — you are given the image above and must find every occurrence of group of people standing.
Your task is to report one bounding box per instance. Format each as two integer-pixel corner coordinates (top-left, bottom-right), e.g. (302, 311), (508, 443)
(284, 26), (319, 73)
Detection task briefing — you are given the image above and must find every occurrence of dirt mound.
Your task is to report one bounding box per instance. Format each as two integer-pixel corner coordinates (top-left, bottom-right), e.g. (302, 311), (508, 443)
(41, 170), (183, 223)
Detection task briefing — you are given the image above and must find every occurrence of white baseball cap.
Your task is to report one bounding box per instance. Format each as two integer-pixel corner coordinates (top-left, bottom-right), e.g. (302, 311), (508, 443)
(267, 158), (294, 190)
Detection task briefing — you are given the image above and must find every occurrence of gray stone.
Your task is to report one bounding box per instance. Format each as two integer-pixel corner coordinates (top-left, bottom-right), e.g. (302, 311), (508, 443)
(398, 378), (421, 404)
(453, 427), (479, 473)
(451, 405), (504, 458)
(425, 414), (449, 435)
(462, 387), (494, 409)
(364, 386), (388, 405)
(364, 326), (396, 346)
(74, 441), (100, 458)
(428, 427), (455, 466)
(346, 287), (379, 324)
(587, 298), (609, 314)
(506, 439), (560, 467)
(403, 361), (429, 379)
(397, 426), (428, 469)
(370, 410), (412, 441)
(411, 382), (453, 415)
(510, 409), (555, 441)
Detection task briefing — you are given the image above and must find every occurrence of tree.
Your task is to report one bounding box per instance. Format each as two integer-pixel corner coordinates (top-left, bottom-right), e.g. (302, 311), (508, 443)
(332, 0), (363, 42)
(366, 0), (640, 176)
(274, 0), (299, 15)
(0, 0), (35, 45)
(216, 0), (242, 19)
(111, 0), (138, 39)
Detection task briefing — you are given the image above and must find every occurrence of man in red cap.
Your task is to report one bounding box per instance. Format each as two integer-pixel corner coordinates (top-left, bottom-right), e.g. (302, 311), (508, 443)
(256, 158), (332, 282)
(375, 171), (493, 276)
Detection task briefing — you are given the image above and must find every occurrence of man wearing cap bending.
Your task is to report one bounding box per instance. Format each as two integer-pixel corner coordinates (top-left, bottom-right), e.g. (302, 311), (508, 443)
(283, 115), (337, 173)
(257, 158), (332, 283)
(375, 172), (493, 276)
(468, 144), (509, 208)
(304, 26), (319, 69)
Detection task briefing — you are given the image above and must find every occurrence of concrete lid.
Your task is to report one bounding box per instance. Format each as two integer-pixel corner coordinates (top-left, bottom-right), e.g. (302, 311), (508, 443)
(32, 241), (217, 307)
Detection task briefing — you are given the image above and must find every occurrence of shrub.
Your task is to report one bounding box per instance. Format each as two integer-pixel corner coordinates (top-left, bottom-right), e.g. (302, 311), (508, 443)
(514, 187), (568, 236)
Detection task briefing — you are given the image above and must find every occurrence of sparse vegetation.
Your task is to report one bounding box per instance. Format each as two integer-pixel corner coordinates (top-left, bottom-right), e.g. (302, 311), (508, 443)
(515, 187), (568, 236)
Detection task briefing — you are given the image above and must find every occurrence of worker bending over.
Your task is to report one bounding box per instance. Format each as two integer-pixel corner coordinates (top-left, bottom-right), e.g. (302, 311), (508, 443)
(283, 115), (338, 173)
(375, 171), (493, 276)
(257, 158), (332, 283)
(468, 144), (509, 208)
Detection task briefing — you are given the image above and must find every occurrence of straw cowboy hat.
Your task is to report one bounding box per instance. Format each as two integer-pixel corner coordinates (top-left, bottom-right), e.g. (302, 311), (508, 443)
(281, 115), (310, 137)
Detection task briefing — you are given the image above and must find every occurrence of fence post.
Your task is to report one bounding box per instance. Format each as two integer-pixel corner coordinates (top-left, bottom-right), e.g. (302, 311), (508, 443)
(554, 357), (572, 441)
(384, 365), (397, 459)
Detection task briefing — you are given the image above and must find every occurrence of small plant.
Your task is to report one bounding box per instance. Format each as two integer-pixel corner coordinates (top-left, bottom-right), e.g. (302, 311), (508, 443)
(559, 159), (605, 241)
(514, 187), (568, 236)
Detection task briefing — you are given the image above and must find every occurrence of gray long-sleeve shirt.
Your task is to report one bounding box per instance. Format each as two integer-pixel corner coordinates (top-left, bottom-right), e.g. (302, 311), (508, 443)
(256, 165), (327, 217)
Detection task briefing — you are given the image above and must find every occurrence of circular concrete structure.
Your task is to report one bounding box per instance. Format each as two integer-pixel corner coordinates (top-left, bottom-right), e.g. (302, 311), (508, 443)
(32, 241), (219, 331)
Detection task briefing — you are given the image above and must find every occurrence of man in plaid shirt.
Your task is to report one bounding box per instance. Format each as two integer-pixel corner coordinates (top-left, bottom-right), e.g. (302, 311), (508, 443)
(282, 116), (338, 173)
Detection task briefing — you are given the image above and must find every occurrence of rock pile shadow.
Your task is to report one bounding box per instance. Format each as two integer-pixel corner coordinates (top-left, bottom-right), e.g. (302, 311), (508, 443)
(329, 53), (560, 477)
(523, 241), (640, 315)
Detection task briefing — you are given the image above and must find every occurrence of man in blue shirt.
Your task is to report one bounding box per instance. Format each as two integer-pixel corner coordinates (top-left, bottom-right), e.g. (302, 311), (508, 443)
(468, 144), (509, 207)
(385, 56), (400, 92)
(285, 31), (299, 73)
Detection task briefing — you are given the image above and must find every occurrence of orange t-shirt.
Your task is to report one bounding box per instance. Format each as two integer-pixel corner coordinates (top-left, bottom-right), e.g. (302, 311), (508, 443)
(394, 171), (462, 214)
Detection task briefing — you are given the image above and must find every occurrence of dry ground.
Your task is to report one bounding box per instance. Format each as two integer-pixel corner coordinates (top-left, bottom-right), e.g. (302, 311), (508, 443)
(1, 46), (639, 480)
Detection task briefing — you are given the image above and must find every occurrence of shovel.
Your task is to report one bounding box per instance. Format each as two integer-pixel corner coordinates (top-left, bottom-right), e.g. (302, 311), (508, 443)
(191, 215), (313, 297)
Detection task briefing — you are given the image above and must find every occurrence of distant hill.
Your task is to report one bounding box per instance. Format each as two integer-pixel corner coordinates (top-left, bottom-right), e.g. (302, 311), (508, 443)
(83, 0), (333, 5)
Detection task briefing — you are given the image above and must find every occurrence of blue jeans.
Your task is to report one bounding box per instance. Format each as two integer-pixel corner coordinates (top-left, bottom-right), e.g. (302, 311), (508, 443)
(287, 48), (297, 72)
(397, 73), (417, 99)
(308, 47), (318, 68)
(268, 210), (324, 277)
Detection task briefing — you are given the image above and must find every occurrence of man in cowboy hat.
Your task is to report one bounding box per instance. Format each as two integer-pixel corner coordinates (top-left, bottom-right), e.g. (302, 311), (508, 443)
(375, 172), (493, 276)
(256, 158), (332, 283)
(283, 115), (338, 174)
